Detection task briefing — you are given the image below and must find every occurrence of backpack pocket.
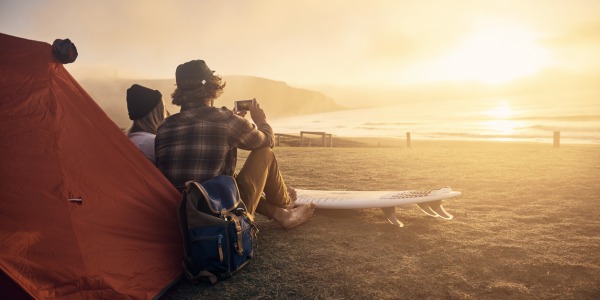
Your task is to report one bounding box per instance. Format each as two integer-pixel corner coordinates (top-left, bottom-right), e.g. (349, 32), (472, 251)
(189, 226), (229, 273)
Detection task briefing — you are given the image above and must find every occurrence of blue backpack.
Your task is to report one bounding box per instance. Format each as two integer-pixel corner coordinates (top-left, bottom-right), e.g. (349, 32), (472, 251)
(178, 175), (257, 284)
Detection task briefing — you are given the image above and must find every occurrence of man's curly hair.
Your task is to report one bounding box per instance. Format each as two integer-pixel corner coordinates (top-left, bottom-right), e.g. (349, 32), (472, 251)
(171, 75), (226, 106)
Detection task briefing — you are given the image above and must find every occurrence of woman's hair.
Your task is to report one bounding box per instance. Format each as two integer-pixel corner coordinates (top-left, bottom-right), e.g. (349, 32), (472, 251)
(171, 75), (226, 106)
(126, 100), (166, 135)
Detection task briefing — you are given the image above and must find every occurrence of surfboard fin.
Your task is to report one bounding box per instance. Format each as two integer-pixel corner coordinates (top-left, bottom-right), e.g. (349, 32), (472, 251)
(417, 202), (439, 217)
(382, 207), (404, 228)
(422, 200), (453, 220)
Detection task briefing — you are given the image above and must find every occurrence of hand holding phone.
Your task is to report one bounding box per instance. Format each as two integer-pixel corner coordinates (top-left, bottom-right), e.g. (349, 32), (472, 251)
(234, 98), (266, 124)
(249, 100), (266, 125)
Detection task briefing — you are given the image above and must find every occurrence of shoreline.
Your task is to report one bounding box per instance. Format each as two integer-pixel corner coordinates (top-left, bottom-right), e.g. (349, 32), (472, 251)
(273, 134), (600, 148)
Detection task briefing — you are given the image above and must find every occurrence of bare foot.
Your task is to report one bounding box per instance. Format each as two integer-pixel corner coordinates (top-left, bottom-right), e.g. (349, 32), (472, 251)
(286, 186), (297, 209)
(277, 203), (316, 230)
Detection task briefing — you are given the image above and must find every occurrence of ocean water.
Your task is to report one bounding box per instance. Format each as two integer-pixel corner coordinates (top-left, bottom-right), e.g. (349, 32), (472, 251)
(269, 93), (600, 144)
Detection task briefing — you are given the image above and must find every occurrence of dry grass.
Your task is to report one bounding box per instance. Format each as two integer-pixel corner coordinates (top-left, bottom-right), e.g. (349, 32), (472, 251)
(162, 140), (600, 299)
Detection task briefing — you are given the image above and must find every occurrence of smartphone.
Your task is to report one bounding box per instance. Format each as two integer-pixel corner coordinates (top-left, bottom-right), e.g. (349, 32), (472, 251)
(234, 99), (255, 112)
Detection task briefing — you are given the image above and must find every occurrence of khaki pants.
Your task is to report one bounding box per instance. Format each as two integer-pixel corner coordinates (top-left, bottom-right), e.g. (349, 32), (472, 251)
(235, 147), (290, 220)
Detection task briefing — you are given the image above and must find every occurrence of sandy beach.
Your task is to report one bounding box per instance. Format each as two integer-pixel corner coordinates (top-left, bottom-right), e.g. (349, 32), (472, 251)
(164, 140), (600, 299)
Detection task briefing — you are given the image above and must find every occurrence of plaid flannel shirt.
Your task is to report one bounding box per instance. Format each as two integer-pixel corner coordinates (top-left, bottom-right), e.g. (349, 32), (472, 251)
(155, 104), (274, 190)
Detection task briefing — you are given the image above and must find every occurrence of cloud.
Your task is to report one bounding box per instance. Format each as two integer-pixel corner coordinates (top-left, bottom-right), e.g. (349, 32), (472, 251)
(542, 21), (600, 47)
(539, 21), (600, 71)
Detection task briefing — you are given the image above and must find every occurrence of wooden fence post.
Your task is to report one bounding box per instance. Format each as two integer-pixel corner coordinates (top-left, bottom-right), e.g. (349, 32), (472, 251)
(406, 132), (411, 148)
(553, 131), (560, 148)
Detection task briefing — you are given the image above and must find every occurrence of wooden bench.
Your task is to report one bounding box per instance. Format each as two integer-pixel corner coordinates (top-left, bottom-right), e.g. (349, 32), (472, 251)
(300, 131), (332, 147)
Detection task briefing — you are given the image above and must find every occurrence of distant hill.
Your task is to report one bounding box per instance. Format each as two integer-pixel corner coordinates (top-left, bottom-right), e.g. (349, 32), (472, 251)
(78, 75), (344, 128)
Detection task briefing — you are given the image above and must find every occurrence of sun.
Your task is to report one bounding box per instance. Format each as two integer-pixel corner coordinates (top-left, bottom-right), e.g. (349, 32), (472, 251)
(431, 20), (552, 84)
(481, 101), (524, 135)
(485, 102), (514, 119)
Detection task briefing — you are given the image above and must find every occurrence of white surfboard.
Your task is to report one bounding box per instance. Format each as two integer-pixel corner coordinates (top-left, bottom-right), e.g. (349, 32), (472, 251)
(295, 187), (461, 228)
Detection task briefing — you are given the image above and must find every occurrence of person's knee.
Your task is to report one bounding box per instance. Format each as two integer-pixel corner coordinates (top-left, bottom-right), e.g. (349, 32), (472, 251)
(249, 147), (274, 160)
(251, 147), (272, 155)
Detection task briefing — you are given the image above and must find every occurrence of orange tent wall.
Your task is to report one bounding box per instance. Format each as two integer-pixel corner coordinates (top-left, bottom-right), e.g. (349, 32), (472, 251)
(0, 33), (183, 299)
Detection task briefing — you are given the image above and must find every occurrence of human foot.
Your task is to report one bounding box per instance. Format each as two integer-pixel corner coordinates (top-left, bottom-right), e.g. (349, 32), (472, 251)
(278, 203), (315, 230)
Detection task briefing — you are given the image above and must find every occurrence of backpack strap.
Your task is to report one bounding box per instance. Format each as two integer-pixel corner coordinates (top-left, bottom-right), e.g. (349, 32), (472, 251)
(226, 212), (244, 255)
(182, 261), (218, 285)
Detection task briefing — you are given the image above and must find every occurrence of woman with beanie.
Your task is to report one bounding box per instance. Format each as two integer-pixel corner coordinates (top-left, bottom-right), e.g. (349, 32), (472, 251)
(126, 84), (167, 164)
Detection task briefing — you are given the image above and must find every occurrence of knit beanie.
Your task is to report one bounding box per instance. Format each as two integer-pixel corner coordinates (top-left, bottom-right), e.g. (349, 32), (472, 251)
(126, 84), (162, 120)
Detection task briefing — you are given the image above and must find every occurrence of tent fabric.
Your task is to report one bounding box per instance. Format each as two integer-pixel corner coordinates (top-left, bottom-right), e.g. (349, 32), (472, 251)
(0, 33), (183, 299)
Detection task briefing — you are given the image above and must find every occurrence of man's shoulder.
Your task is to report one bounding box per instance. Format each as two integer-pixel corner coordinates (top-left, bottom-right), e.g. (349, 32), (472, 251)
(158, 107), (237, 128)
(207, 106), (243, 123)
(214, 106), (235, 117)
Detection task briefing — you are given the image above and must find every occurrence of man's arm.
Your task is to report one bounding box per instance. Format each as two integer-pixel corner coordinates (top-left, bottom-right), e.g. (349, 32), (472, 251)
(229, 100), (274, 149)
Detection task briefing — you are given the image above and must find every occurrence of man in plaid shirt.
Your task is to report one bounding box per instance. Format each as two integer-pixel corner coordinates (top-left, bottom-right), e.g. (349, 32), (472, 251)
(156, 60), (314, 229)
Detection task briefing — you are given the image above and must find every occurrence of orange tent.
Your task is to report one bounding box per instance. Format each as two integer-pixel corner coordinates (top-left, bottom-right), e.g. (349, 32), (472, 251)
(0, 33), (183, 299)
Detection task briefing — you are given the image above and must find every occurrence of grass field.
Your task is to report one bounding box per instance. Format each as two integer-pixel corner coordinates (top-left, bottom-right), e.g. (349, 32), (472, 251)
(162, 140), (600, 299)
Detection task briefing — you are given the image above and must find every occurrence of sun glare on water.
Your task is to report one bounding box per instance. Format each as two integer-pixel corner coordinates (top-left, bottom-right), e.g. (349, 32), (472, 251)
(481, 101), (523, 136)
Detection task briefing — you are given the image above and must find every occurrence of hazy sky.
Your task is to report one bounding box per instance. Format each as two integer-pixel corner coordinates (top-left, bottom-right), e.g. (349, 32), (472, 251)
(2, 0), (600, 88)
